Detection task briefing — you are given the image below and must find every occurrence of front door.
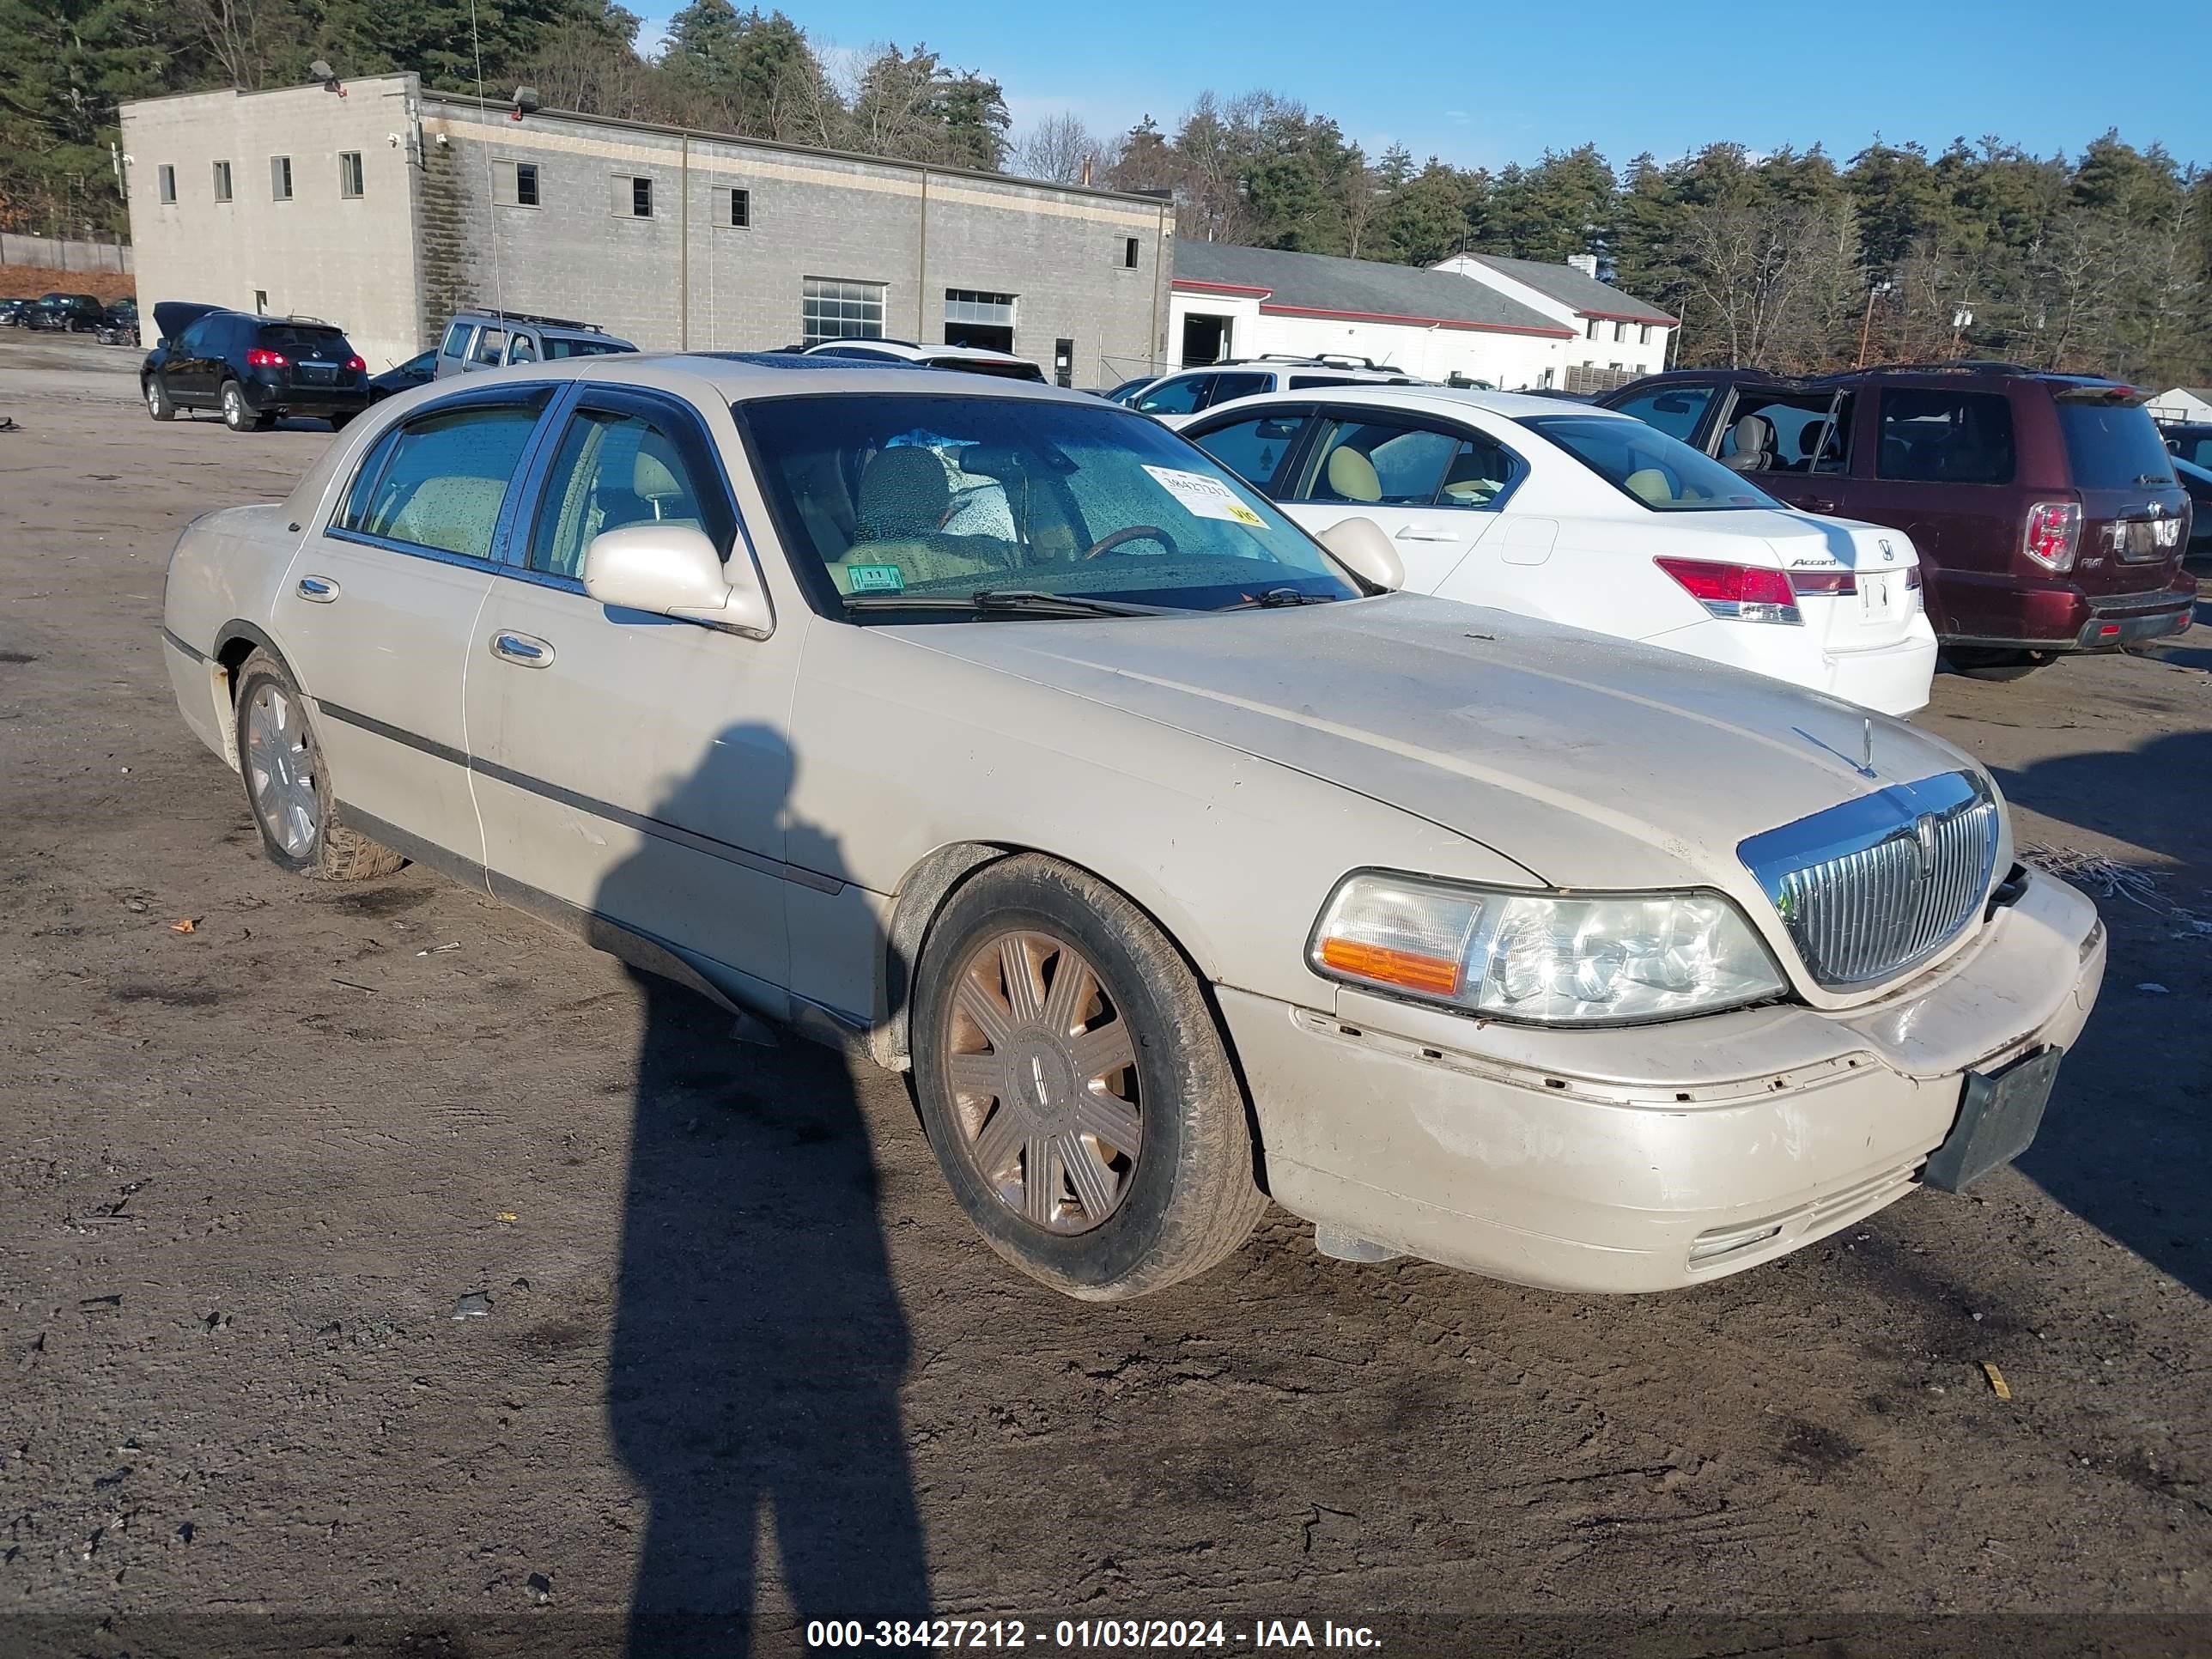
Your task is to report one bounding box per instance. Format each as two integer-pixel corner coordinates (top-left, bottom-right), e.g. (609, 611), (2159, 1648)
(464, 385), (802, 1005)
(1265, 406), (1514, 594)
(278, 387), (555, 864)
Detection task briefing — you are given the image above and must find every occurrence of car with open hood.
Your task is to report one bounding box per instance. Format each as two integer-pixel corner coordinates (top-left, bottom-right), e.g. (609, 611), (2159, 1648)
(142, 302), (371, 431)
(157, 353), (2105, 1300)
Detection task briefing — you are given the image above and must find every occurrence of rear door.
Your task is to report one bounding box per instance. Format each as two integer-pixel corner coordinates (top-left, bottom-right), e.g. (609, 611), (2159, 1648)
(1848, 384), (2017, 639)
(279, 385), (556, 862)
(1710, 386), (1856, 514)
(1600, 380), (1725, 447)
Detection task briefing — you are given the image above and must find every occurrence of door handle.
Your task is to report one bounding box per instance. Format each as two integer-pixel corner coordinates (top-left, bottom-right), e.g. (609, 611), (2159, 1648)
(1394, 526), (1461, 543)
(295, 574), (339, 603)
(1801, 497), (1839, 514)
(489, 630), (555, 668)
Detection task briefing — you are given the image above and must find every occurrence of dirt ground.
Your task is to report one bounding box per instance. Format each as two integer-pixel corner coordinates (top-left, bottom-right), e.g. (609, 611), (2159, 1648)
(1, 334), (2208, 1658)
(0, 265), (137, 305)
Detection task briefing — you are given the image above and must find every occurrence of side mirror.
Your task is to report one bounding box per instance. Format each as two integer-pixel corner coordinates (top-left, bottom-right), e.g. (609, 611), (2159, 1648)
(1318, 516), (1404, 592)
(582, 525), (772, 636)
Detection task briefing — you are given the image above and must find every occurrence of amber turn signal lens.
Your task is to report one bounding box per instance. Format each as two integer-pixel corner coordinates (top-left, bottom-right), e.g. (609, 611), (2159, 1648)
(1316, 938), (1463, 997)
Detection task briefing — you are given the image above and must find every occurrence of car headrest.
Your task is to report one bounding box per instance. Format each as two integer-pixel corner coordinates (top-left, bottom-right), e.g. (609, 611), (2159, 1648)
(857, 447), (951, 539)
(634, 447), (685, 502)
(1730, 413), (1774, 456)
(1326, 446), (1382, 502)
(1623, 467), (1674, 506)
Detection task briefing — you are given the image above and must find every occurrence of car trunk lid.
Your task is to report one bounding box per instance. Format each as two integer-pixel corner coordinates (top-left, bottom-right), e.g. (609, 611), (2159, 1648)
(2053, 386), (2191, 594)
(1768, 514), (1923, 653)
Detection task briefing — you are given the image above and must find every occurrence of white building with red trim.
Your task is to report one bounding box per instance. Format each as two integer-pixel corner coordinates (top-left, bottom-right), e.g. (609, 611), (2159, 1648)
(1431, 252), (1676, 387)
(1168, 241), (1577, 390)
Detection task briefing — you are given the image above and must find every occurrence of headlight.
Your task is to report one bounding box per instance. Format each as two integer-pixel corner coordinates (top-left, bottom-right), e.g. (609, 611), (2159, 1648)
(1309, 872), (1787, 1025)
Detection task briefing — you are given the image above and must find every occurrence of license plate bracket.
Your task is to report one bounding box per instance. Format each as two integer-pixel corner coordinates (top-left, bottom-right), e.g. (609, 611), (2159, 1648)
(1860, 574), (1893, 620)
(1923, 1045), (2063, 1193)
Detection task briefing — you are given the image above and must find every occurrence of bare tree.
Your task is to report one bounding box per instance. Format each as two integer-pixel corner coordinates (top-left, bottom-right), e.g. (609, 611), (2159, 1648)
(174, 0), (284, 90)
(1012, 112), (1115, 185)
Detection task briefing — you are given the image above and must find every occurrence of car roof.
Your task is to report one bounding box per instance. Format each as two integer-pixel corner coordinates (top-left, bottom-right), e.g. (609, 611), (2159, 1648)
(1188, 383), (1634, 424)
(459, 349), (1109, 407)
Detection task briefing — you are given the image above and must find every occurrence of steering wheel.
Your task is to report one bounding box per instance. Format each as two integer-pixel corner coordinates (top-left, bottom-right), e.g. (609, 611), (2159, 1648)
(1081, 523), (1178, 561)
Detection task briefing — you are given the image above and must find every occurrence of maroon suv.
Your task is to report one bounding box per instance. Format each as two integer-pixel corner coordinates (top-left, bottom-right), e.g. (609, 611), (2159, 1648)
(1598, 363), (2197, 675)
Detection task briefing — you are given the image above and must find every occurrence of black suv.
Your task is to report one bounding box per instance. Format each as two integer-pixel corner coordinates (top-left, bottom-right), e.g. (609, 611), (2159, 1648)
(142, 302), (371, 432)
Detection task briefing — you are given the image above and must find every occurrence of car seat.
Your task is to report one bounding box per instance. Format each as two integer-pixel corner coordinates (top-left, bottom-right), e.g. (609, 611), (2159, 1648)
(1324, 446), (1382, 502)
(1722, 414), (1774, 471)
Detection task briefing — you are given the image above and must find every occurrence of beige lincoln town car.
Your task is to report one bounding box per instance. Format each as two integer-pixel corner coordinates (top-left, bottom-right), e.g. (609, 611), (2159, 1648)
(160, 354), (2106, 1301)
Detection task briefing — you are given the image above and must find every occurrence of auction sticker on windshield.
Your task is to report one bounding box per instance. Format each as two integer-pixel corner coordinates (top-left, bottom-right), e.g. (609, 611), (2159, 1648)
(845, 562), (907, 593)
(1143, 465), (1266, 527)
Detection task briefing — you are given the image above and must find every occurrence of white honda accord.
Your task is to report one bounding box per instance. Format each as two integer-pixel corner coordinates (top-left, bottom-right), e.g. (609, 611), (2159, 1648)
(1182, 386), (1940, 714)
(160, 353), (2098, 1301)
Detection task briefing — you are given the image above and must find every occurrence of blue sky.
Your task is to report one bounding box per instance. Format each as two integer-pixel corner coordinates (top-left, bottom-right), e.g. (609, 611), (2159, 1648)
(642, 0), (2211, 173)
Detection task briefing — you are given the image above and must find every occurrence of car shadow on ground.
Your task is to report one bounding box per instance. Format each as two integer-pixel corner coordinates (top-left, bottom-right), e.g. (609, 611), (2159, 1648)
(593, 725), (931, 1651)
(1991, 728), (2211, 1301)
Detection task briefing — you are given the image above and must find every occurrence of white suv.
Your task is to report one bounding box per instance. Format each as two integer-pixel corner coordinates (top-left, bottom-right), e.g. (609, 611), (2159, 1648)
(799, 337), (1046, 381)
(1118, 359), (1422, 428)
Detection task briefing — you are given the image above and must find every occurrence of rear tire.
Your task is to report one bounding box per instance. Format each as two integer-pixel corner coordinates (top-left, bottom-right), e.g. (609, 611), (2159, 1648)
(911, 854), (1269, 1302)
(220, 380), (253, 433)
(232, 650), (406, 882)
(1948, 647), (2054, 681)
(144, 376), (175, 422)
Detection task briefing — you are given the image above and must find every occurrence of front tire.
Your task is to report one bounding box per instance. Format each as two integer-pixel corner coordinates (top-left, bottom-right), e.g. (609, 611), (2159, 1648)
(145, 376), (175, 422)
(220, 380), (253, 433)
(232, 651), (405, 881)
(911, 854), (1269, 1301)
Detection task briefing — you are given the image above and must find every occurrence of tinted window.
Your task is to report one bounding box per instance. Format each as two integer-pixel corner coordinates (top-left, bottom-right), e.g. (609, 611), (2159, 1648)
(529, 407), (714, 578)
(1206, 371), (1271, 405)
(544, 337), (629, 359)
(1608, 383), (1714, 443)
(1133, 374), (1210, 415)
(440, 323), (469, 362)
(471, 327), (507, 366)
(341, 403), (544, 559)
(258, 325), (347, 355)
(176, 317), (220, 355)
(2057, 399), (2174, 489)
(1876, 390), (2015, 484)
(1523, 415), (1781, 512)
(1189, 412), (1309, 493)
(744, 393), (1358, 610)
(1437, 434), (1516, 507)
(924, 357), (1046, 381)
(2177, 433), (2212, 469)
(506, 335), (537, 364)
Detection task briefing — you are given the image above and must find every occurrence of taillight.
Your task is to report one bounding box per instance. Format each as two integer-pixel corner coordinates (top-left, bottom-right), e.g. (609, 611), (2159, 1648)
(344, 355), (366, 373)
(2022, 501), (2081, 572)
(246, 347), (288, 368)
(1786, 568), (1858, 597)
(1654, 557), (1802, 625)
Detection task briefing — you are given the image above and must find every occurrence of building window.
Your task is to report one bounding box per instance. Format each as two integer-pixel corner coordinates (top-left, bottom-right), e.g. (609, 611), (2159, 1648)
(801, 277), (886, 347)
(494, 160), (540, 208)
(270, 155), (293, 200)
(211, 160), (232, 203)
(338, 151), (364, 198)
(727, 187), (750, 228)
(1583, 317), (1598, 339)
(611, 173), (654, 217)
(945, 289), (1017, 352)
(1123, 237), (1139, 270)
(1638, 323), (1652, 346)
(156, 165), (176, 204)
(1613, 320), (1628, 342)
(253, 289), (269, 313)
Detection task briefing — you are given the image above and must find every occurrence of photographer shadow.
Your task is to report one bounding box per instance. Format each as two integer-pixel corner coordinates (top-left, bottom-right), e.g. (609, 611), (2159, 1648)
(593, 723), (930, 1652)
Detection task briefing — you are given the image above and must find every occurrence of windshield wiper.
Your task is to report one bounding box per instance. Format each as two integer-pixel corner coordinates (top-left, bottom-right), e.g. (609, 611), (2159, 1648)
(1223, 586), (1338, 609)
(842, 588), (1164, 618)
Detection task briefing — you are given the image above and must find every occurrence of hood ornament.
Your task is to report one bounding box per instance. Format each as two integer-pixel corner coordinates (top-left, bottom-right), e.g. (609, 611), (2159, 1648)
(1790, 718), (1880, 781)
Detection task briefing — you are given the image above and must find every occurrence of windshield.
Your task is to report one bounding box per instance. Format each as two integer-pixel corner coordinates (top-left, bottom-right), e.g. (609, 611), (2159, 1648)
(1522, 414), (1781, 512)
(742, 392), (1362, 612)
(2057, 398), (2175, 489)
(259, 325), (349, 353)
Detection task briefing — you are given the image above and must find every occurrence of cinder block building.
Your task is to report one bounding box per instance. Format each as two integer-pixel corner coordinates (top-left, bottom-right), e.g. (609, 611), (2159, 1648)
(119, 75), (1176, 382)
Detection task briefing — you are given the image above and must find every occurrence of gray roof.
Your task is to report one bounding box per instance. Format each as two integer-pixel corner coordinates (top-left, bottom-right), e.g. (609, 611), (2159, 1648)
(1173, 241), (1571, 337)
(1466, 252), (1675, 324)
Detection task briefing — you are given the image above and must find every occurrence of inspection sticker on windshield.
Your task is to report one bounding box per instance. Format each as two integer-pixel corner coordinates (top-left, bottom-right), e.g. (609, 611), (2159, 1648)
(1144, 465), (1267, 527)
(844, 562), (906, 594)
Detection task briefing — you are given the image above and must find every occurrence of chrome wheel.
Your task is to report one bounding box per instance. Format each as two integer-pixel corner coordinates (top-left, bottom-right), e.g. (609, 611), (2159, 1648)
(222, 384), (245, 428)
(244, 681), (319, 857)
(146, 383), (160, 416)
(941, 930), (1141, 1235)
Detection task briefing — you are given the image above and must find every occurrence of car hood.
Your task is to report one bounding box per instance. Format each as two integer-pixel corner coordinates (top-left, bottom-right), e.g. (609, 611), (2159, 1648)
(894, 594), (1977, 900)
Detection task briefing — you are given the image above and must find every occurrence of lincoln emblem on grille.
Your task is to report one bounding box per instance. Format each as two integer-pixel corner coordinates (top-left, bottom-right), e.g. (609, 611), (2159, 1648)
(1911, 812), (1940, 879)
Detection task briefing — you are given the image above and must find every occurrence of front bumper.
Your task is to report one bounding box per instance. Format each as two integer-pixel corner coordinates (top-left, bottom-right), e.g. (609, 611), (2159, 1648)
(1224, 869), (2105, 1293)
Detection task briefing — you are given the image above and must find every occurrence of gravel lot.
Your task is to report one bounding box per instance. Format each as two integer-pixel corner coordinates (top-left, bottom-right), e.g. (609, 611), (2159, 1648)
(2, 335), (2208, 1657)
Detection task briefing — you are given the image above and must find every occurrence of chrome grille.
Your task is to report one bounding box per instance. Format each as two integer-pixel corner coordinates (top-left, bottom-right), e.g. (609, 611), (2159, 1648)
(1738, 772), (2002, 989)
